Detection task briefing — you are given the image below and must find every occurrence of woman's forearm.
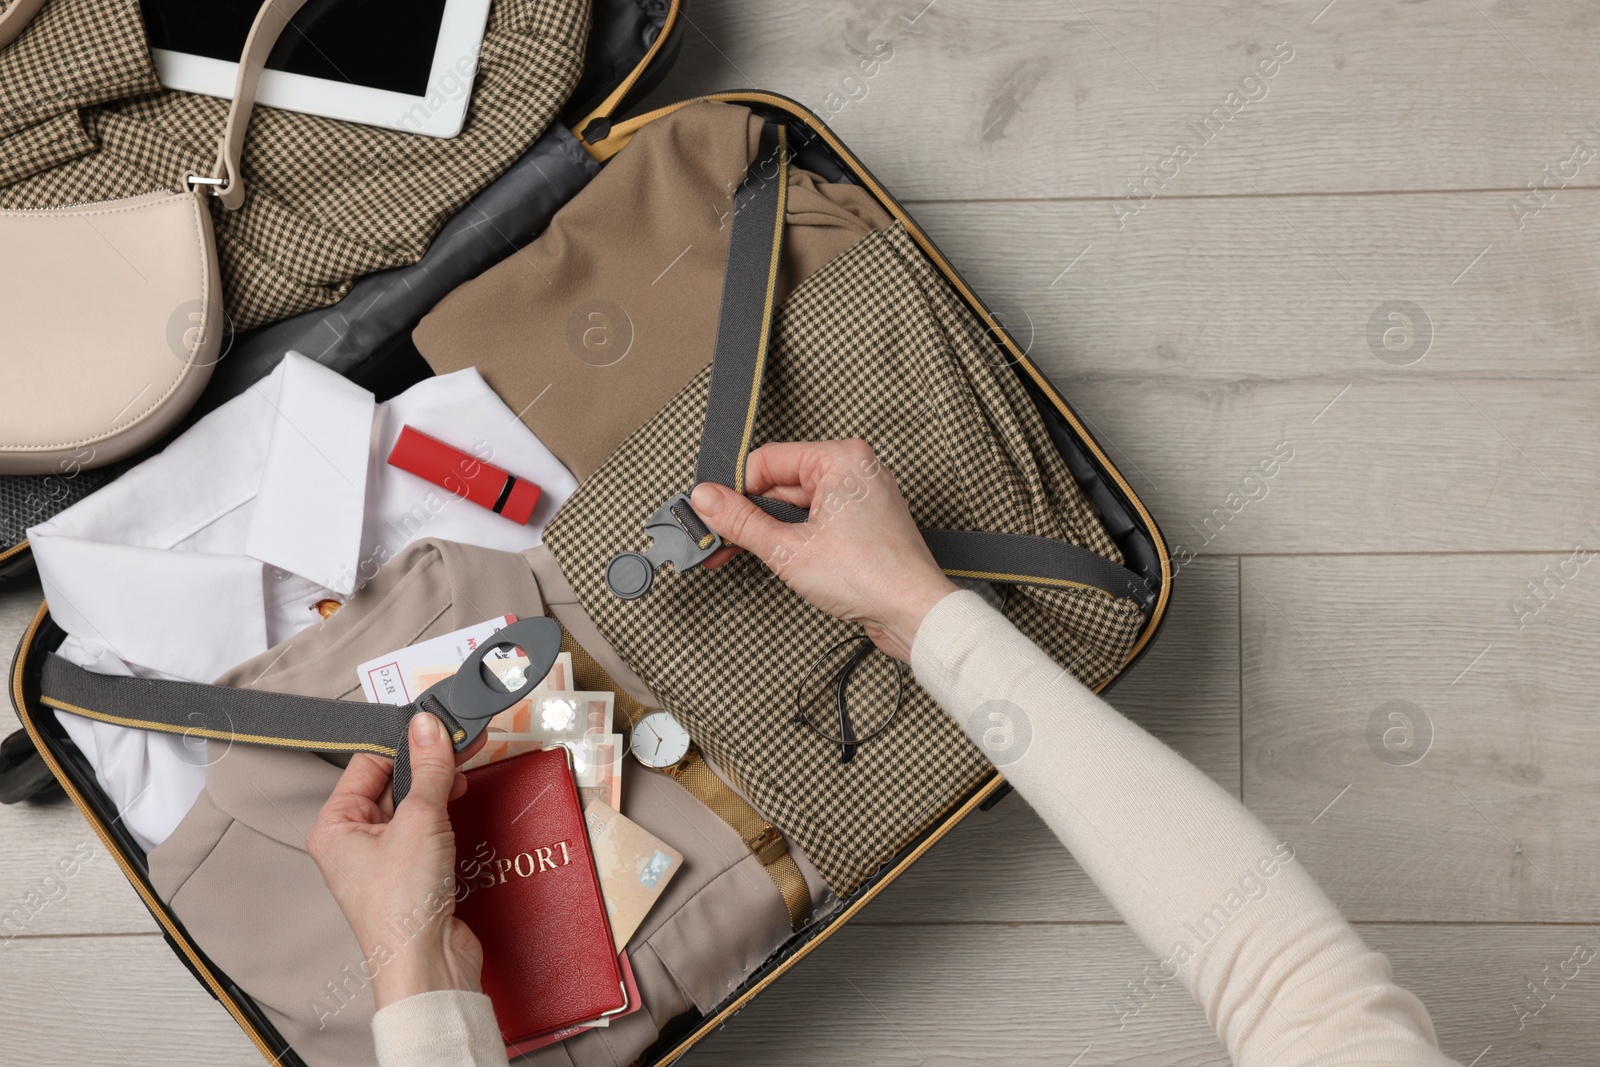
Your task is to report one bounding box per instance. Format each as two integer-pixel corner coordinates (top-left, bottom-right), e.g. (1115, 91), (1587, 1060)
(910, 590), (1458, 1067)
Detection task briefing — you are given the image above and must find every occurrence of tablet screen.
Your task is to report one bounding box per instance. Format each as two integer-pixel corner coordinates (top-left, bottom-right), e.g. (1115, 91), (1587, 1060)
(141, 0), (449, 98)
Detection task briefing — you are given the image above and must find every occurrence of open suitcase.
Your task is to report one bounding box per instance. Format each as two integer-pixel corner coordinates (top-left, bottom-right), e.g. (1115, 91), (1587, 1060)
(6, 7), (1174, 1064)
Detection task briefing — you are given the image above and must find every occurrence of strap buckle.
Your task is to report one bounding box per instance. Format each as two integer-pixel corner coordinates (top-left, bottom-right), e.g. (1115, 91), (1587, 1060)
(414, 616), (564, 753)
(184, 174), (226, 193)
(604, 491), (722, 600)
(747, 823), (788, 866)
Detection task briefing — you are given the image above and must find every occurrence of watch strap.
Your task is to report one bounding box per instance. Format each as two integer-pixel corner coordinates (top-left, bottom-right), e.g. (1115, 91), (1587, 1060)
(673, 751), (811, 929)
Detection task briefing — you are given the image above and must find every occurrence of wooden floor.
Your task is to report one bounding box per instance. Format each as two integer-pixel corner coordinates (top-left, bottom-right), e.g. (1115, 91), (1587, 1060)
(5, 1), (1600, 1063)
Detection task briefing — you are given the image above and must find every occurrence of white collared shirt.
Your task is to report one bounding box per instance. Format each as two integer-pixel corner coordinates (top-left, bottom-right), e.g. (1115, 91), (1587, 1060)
(29, 352), (578, 851)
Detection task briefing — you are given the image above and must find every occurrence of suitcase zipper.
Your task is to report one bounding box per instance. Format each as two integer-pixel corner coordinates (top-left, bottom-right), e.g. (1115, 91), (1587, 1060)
(572, 0), (684, 146)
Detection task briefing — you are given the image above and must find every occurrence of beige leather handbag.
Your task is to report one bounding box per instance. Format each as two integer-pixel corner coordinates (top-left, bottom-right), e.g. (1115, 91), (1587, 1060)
(0, 0), (310, 475)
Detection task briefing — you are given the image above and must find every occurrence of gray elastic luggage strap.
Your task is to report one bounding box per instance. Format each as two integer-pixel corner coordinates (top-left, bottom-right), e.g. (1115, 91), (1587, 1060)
(693, 120), (790, 496)
(607, 121), (1153, 609)
(39, 654), (453, 806)
(36, 616), (564, 806)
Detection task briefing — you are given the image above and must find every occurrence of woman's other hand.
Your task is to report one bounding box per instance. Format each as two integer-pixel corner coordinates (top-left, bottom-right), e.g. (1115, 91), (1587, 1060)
(689, 438), (956, 662)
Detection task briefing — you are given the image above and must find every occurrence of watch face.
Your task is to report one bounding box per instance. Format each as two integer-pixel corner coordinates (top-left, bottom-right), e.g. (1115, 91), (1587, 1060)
(631, 711), (692, 769)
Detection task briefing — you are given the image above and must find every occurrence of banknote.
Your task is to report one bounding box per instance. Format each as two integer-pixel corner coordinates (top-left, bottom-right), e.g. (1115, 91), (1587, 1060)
(583, 800), (683, 952)
(456, 687), (611, 771)
(566, 732), (623, 812)
(528, 691), (614, 738)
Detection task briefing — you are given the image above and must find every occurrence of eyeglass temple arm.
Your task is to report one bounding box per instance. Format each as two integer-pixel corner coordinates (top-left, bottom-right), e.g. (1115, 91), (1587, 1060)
(834, 641), (872, 764)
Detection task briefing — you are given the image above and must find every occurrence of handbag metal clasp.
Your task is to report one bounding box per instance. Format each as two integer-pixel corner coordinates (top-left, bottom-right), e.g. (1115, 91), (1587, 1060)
(604, 491), (722, 600)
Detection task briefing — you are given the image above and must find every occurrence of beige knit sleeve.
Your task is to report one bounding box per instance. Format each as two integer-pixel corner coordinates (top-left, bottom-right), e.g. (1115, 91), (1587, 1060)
(910, 590), (1460, 1067)
(372, 990), (510, 1067)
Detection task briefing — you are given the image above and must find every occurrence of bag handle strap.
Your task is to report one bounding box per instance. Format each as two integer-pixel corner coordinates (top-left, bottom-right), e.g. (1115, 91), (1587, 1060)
(186, 0), (316, 210)
(35, 617), (564, 807)
(1, 0), (306, 205)
(605, 121), (1154, 611)
(0, 0), (46, 51)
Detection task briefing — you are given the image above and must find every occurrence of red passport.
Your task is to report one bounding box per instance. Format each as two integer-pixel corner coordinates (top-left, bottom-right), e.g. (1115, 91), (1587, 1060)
(449, 747), (627, 1042)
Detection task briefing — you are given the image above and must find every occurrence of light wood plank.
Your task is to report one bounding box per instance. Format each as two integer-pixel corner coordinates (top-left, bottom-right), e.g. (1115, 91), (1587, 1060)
(0, 934), (261, 1065)
(643, 0), (1600, 201)
(0, 794), (158, 940)
(1, 924), (1584, 1066)
(1061, 375), (1598, 556)
(1242, 554), (1600, 922)
(682, 922), (1595, 1066)
(867, 555), (1239, 923)
(908, 193), (1600, 380)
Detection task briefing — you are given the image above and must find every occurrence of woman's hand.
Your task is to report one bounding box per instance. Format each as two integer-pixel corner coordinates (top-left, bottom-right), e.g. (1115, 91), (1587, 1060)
(307, 714), (485, 1011)
(690, 438), (957, 662)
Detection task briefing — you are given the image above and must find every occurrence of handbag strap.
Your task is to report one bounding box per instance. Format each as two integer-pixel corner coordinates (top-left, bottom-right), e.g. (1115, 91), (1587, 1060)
(0, 0), (46, 51)
(606, 122), (1154, 610)
(35, 617), (564, 807)
(187, 0), (316, 210)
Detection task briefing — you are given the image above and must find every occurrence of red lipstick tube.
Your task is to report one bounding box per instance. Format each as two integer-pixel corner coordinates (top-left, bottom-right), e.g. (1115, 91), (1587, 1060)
(386, 425), (542, 525)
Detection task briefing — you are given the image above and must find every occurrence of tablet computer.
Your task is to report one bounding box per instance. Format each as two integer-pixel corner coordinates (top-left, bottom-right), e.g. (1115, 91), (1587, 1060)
(140, 0), (493, 137)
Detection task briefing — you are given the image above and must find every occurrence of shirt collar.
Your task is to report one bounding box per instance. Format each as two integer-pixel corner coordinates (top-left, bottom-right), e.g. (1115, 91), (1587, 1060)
(29, 352), (375, 681)
(242, 352), (376, 596)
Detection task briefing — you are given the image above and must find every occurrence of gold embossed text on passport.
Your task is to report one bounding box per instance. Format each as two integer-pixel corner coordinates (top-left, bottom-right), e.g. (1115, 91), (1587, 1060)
(460, 839), (573, 895)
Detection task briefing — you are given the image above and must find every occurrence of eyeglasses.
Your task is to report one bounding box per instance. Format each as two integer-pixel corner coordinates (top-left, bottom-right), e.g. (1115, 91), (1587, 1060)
(793, 635), (904, 764)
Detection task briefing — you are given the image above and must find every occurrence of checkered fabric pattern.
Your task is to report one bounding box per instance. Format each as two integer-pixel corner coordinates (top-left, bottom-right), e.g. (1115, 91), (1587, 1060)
(0, 109), (92, 185)
(0, 0), (157, 140)
(543, 223), (1148, 894)
(0, 0), (590, 329)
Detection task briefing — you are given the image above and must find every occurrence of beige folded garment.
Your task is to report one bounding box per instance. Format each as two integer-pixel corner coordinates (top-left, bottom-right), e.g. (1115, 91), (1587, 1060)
(147, 537), (825, 1067)
(413, 99), (893, 479)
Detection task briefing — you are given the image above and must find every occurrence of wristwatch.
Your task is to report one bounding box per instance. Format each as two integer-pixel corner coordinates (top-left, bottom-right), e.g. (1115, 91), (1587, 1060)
(631, 709), (811, 929)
